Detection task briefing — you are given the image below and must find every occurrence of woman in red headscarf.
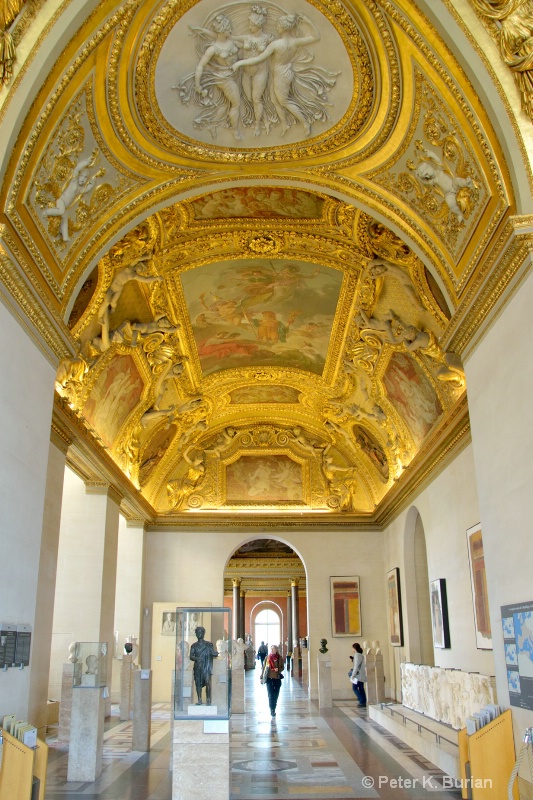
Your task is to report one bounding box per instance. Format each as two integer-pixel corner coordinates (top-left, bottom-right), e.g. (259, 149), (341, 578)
(260, 644), (285, 717)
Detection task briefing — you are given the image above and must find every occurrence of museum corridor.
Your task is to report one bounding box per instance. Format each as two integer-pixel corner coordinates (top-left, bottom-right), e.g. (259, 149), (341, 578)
(43, 672), (461, 800)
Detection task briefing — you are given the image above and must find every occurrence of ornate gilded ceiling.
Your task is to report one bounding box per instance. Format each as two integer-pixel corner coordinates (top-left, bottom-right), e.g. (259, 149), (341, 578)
(0, 0), (529, 525)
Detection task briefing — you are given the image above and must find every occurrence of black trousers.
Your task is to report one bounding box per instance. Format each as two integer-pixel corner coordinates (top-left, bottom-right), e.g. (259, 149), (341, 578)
(266, 677), (282, 712)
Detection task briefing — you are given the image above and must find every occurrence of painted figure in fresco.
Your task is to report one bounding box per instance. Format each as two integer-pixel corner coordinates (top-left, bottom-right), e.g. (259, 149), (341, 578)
(189, 626), (218, 704)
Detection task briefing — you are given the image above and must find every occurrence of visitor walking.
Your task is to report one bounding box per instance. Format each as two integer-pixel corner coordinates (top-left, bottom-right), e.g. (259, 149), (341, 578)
(256, 641), (268, 666)
(260, 644), (285, 717)
(350, 642), (367, 708)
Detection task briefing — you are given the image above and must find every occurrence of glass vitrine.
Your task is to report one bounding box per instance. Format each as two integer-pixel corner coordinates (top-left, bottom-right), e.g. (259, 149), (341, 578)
(174, 608), (231, 719)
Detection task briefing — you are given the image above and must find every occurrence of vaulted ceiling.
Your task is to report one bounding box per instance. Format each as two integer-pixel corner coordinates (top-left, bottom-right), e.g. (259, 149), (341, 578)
(1, 0), (529, 527)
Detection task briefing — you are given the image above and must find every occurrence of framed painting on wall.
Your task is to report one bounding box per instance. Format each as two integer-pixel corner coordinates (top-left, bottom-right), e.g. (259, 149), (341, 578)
(466, 524), (493, 649)
(330, 576), (361, 636)
(430, 578), (451, 648)
(387, 567), (403, 646)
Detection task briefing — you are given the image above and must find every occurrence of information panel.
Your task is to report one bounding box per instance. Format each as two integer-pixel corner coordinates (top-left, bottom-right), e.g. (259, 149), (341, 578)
(501, 600), (533, 711)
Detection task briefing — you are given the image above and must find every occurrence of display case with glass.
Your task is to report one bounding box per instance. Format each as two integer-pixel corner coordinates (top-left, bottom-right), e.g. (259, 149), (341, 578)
(174, 607), (231, 720)
(72, 642), (108, 687)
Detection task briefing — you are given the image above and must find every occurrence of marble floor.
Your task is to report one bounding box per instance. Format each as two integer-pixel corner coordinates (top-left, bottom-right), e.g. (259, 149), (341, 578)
(44, 671), (462, 799)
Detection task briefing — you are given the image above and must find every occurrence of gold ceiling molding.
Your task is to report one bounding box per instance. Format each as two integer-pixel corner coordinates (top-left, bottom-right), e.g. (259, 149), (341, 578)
(53, 393), (155, 521)
(131, 0), (375, 164)
(0, 230), (71, 362)
(370, 72), (503, 283)
(375, 393), (470, 526)
(50, 419), (73, 454)
(445, 220), (533, 356)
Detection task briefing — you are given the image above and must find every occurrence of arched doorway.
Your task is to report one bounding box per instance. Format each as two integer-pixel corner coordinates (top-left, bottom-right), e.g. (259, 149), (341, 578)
(223, 538), (307, 667)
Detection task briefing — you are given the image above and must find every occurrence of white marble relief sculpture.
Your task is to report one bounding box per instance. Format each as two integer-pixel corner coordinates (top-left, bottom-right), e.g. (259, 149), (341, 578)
(33, 95), (135, 249)
(41, 151), (104, 242)
(410, 144), (477, 224)
(174, 4), (340, 141)
(401, 662), (495, 729)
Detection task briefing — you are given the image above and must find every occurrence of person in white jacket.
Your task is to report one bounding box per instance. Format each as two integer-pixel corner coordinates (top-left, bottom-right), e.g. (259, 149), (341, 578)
(350, 642), (367, 708)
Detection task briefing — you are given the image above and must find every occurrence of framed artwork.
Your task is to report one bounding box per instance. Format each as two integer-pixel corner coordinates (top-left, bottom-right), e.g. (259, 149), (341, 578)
(330, 576), (361, 636)
(161, 610), (176, 636)
(387, 567), (403, 646)
(430, 578), (451, 648)
(466, 524), (492, 649)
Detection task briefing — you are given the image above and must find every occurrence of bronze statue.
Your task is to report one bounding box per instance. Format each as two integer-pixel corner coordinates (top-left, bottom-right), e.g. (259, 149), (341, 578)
(189, 626), (218, 705)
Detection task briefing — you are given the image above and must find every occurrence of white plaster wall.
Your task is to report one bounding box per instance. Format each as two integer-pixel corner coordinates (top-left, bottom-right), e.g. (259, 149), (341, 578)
(383, 444), (495, 700)
(464, 267), (533, 746)
(0, 301), (56, 723)
(143, 527), (387, 701)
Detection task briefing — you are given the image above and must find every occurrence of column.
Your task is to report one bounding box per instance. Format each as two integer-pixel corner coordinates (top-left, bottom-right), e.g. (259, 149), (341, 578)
(286, 590), (292, 673)
(29, 434), (69, 739)
(0, 299), (57, 724)
(239, 588), (245, 640)
(232, 580), (240, 641)
(291, 580), (301, 680)
(291, 579), (300, 647)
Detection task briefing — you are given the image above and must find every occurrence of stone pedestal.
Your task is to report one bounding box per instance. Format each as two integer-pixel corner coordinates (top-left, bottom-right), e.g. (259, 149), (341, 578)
(59, 663), (75, 741)
(317, 653), (332, 708)
(232, 666), (244, 714)
(67, 687), (105, 782)
(172, 719), (229, 800)
(292, 646), (301, 680)
(132, 669), (152, 752)
(212, 655), (228, 709)
(301, 645), (309, 690)
(120, 654), (135, 720)
(374, 653), (385, 703)
(366, 653), (377, 704)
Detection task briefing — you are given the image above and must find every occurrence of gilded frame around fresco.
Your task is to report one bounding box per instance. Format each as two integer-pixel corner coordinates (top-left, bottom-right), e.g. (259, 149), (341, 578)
(330, 576), (362, 637)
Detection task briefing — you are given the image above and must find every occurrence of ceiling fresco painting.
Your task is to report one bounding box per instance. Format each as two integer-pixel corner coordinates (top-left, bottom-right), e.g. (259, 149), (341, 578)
(190, 188), (324, 220)
(225, 454), (304, 505)
(1, 0), (523, 526)
(180, 257), (343, 377)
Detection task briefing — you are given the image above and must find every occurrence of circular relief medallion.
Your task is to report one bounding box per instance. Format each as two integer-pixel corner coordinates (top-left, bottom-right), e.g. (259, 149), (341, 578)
(137, 0), (374, 161)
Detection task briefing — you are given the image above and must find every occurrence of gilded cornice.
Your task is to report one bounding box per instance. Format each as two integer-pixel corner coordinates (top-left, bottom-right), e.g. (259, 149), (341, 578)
(375, 393), (470, 526)
(53, 392), (155, 521)
(50, 419), (72, 454)
(0, 230), (71, 362)
(445, 219), (533, 355)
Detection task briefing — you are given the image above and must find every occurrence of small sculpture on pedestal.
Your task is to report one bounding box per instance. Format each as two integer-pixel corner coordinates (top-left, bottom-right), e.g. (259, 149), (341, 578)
(319, 638), (328, 653)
